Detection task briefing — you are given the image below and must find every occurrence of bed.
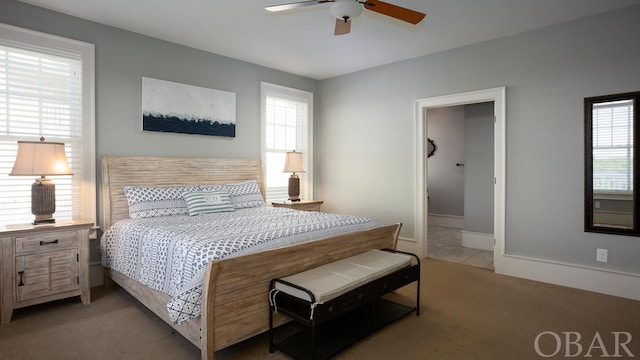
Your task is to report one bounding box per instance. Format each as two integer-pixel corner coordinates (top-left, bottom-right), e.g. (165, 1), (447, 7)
(100, 155), (402, 360)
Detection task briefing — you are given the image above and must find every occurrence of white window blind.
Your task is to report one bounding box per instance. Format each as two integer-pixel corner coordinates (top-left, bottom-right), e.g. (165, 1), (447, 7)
(0, 24), (94, 225)
(261, 82), (313, 203)
(592, 99), (634, 191)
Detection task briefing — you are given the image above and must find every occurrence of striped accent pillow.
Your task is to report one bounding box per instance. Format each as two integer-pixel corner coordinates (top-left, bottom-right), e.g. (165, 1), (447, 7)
(183, 190), (234, 216)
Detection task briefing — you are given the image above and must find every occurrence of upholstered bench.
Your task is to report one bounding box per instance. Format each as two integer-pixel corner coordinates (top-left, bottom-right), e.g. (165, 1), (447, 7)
(268, 249), (420, 360)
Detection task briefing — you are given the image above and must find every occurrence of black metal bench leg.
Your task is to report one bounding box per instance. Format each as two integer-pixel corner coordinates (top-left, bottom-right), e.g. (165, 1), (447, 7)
(310, 320), (316, 360)
(416, 276), (421, 316)
(269, 304), (275, 353)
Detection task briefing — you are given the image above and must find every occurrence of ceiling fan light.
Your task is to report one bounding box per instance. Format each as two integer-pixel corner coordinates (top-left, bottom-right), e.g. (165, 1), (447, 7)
(330, 0), (363, 20)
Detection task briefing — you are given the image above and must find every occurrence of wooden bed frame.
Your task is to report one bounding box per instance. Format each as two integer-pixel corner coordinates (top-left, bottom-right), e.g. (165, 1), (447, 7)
(100, 155), (402, 360)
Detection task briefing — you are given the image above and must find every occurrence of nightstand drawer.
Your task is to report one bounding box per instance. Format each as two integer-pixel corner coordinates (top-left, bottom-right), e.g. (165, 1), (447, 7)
(15, 231), (78, 255)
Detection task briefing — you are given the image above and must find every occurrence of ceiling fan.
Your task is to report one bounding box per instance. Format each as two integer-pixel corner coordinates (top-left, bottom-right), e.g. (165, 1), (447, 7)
(265, 0), (426, 35)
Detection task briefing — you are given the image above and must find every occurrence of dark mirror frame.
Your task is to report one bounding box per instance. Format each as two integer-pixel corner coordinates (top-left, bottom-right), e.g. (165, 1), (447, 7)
(584, 91), (640, 236)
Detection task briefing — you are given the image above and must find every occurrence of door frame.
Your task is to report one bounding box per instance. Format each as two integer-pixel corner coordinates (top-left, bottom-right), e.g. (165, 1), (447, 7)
(414, 87), (506, 266)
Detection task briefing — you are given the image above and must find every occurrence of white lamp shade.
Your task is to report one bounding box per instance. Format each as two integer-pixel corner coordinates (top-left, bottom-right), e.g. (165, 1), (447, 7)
(330, 0), (363, 20)
(283, 151), (306, 173)
(9, 140), (73, 176)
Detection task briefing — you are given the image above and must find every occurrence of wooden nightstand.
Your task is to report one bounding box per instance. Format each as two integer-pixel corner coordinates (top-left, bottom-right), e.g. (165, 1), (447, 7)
(272, 200), (324, 212)
(0, 219), (94, 324)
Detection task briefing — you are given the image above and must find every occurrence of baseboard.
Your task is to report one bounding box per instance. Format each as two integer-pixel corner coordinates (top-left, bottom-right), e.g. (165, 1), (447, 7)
(495, 254), (640, 301)
(397, 236), (420, 256)
(461, 230), (493, 251)
(428, 214), (464, 229)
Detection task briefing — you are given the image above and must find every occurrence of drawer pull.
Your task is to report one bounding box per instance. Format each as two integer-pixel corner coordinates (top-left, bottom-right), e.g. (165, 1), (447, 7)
(39, 239), (59, 246)
(18, 271), (24, 286)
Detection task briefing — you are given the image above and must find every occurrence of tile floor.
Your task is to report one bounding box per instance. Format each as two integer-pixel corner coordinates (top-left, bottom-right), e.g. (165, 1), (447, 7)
(427, 225), (494, 269)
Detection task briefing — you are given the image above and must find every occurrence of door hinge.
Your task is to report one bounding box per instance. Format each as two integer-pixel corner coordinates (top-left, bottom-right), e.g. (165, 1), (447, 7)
(76, 253), (79, 262)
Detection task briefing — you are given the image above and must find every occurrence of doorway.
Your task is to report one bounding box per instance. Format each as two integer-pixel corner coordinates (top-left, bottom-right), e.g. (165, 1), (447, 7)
(426, 103), (494, 269)
(414, 87), (506, 271)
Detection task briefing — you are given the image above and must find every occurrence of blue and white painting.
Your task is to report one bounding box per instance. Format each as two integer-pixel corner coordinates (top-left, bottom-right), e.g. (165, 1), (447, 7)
(142, 77), (236, 137)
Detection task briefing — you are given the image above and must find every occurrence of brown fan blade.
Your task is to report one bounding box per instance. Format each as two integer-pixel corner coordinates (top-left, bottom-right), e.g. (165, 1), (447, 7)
(334, 18), (351, 35)
(265, 0), (331, 12)
(364, 0), (425, 24)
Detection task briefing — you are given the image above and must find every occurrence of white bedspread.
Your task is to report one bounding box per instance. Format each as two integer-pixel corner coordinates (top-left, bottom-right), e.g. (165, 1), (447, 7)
(101, 206), (382, 324)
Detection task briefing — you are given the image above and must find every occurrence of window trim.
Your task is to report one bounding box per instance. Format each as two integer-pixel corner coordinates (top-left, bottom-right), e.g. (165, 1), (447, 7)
(0, 23), (96, 224)
(260, 82), (314, 203)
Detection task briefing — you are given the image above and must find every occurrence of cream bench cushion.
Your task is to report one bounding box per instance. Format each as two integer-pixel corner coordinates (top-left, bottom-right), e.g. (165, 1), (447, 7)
(274, 249), (412, 304)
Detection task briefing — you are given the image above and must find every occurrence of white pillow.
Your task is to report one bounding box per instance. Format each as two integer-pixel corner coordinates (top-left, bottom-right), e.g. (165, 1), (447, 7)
(183, 190), (234, 216)
(124, 186), (198, 218)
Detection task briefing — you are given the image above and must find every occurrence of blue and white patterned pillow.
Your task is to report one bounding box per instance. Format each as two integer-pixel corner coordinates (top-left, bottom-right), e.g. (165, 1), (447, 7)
(200, 180), (265, 209)
(124, 186), (198, 219)
(183, 190), (234, 216)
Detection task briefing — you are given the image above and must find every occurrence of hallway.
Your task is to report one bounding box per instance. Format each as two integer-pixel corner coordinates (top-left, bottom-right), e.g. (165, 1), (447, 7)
(427, 225), (493, 269)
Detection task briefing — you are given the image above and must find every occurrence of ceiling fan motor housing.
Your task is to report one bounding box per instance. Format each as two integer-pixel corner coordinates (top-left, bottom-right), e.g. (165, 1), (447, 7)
(330, 0), (364, 20)
(265, 0), (426, 36)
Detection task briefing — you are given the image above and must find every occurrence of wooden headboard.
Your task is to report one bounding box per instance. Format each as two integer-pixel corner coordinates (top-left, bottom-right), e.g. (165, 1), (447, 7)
(100, 156), (264, 231)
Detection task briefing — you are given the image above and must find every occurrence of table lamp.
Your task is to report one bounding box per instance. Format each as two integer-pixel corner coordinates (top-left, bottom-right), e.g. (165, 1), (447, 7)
(283, 150), (305, 202)
(9, 137), (73, 225)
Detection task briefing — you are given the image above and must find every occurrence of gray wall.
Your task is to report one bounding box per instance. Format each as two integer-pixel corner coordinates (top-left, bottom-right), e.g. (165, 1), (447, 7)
(426, 106), (465, 217)
(464, 102), (494, 234)
(318, 5), (640, 274)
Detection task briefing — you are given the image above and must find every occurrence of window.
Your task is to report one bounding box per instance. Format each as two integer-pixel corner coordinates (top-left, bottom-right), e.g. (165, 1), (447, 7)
(0, 24), (95, 225)
(261, 82), (313, 203)
(592, 99), (634, 192)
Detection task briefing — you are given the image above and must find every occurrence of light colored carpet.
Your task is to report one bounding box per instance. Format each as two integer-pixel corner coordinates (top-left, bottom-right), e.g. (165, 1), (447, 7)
(1, 258), (638, 359)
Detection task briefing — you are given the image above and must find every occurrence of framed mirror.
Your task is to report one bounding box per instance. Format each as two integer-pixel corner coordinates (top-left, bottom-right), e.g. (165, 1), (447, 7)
(585, 91), (640, 236)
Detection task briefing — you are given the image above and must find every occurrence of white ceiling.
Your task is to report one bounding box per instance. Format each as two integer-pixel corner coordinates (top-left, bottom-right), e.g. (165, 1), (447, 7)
(18, 0), (640, 80)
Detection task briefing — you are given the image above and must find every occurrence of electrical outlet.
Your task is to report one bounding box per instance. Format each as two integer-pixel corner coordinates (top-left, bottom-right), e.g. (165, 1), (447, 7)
(596, 248), (608, 263)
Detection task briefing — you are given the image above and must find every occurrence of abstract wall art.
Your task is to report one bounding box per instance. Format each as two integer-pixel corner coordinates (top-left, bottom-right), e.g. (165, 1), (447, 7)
(142, 77), (236, 137)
